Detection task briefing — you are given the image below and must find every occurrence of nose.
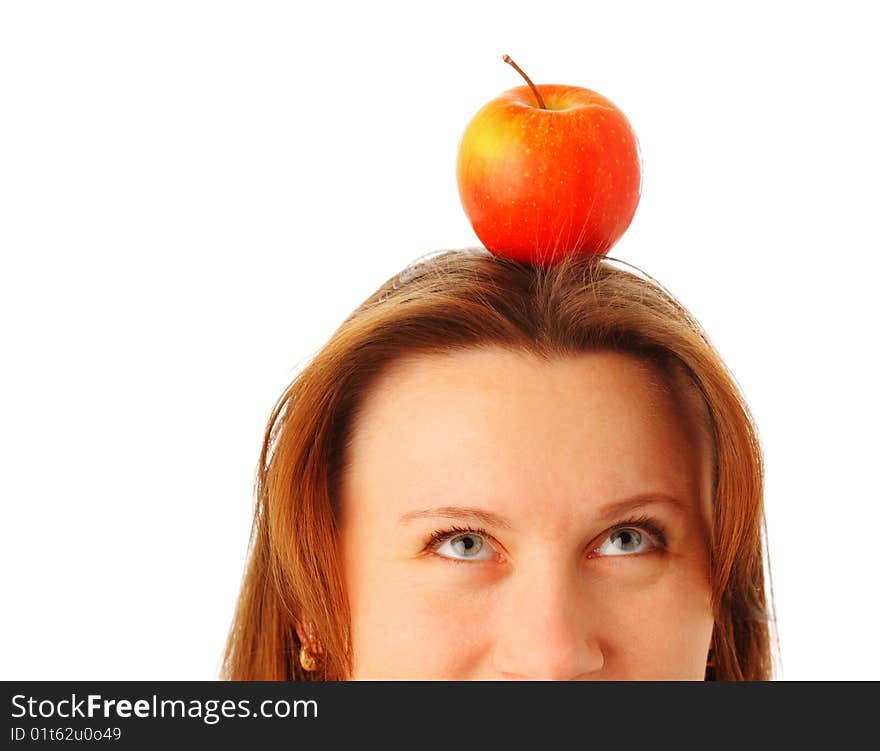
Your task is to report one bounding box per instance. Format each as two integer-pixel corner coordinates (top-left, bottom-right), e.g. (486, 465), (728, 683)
(492, 562), (605, 681)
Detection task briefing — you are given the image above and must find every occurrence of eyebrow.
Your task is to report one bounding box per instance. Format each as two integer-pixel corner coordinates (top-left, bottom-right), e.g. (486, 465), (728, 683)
(397, 493), (692, 530)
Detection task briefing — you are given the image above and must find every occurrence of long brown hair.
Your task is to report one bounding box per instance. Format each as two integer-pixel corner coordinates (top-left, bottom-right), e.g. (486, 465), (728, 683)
(221, 247), (778, 681)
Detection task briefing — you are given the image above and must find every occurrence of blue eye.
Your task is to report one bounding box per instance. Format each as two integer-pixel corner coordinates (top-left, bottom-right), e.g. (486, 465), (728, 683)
(430, 528), (497, 562)
(594, 527), (655, 557)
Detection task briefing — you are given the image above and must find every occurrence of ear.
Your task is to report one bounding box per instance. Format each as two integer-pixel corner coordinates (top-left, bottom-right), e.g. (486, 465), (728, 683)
(294, 618), (324, 655)
(294, 619), (309, 644)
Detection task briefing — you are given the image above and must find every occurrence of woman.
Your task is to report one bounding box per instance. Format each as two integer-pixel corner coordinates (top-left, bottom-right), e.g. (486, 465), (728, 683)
(221, 247), (778, 680)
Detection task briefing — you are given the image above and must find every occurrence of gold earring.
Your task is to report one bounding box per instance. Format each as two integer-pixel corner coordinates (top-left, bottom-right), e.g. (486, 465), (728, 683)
(299, 644), (318, 672)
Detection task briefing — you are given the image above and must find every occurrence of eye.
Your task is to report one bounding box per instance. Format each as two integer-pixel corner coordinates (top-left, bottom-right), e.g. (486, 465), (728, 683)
(429, 527), (498, 562)
(593, 527), (656, 557)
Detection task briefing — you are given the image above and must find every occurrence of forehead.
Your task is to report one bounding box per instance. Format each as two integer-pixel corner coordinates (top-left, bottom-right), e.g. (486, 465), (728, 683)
(340, 346), (714, 525)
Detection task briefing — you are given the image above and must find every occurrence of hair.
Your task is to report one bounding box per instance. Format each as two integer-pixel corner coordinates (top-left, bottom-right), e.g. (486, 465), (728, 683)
(220, 247), (778, 681)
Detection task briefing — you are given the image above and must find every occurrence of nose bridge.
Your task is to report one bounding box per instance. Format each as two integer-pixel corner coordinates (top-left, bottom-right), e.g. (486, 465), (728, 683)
(493, 551), (604, 680)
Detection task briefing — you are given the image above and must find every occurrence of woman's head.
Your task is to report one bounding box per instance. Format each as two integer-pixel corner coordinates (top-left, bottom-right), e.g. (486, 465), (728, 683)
(222, 248), (776, 681)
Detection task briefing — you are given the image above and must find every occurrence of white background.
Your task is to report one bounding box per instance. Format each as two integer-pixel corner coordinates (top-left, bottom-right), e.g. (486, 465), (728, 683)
(2, 1), (877, 680)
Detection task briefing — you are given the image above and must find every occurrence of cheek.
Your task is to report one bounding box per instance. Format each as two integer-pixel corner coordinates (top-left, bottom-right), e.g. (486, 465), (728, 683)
(595, 560), (714, 679)
(348, 576), (489, 680)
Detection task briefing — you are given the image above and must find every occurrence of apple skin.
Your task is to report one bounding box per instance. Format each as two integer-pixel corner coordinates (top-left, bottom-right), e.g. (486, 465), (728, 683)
(456, 84), (641, 265)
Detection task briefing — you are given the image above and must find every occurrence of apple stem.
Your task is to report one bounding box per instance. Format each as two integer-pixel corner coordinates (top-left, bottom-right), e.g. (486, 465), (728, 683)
(502, 54), (546, 109)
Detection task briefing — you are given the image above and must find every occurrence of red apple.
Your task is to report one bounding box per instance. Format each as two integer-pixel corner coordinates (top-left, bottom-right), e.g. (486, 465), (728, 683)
(456, 57), (641, 265)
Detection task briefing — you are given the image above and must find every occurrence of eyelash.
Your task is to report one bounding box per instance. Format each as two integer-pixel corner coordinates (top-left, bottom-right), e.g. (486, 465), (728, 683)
(425, 524), (494, 562)
(613, 514), (668, 550)
(424, 515), (668, 562)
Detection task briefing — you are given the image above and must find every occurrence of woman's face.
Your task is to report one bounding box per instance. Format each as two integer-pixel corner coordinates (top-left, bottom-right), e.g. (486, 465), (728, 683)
(336, 346), (715, 680)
